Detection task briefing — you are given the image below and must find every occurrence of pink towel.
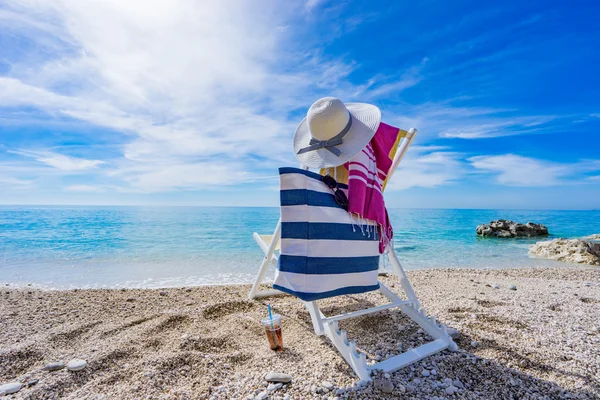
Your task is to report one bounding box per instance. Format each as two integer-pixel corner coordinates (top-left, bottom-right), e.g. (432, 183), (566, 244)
(345, 122), (399, 252)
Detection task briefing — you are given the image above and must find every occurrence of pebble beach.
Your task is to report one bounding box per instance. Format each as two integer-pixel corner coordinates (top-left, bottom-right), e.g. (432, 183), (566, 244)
(1, 266), (599, 399)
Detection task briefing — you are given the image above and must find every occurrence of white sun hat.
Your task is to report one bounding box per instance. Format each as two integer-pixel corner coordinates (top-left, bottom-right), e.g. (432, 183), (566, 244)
(293, 97), (381, 169)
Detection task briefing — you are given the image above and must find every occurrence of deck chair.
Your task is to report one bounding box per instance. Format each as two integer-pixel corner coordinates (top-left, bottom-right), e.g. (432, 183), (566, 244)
(248, 128), (458, 381)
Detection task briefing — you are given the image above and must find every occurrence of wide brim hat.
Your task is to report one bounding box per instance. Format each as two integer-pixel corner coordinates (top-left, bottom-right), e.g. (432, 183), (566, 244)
(293, 97), (381, 169)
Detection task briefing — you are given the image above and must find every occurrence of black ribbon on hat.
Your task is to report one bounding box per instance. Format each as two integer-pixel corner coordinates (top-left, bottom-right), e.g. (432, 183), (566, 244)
(296, 112), (352, 157)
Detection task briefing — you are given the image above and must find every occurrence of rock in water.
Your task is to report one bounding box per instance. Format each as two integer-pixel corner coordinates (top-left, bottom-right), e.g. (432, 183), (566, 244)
(44, 361), (65, 371)
(67, 359), (87, 371)
(476, 220), (548, 238)
(0, 382), (23, 395)
(529, 239), (600, 266)
(265, 372), (292, 383)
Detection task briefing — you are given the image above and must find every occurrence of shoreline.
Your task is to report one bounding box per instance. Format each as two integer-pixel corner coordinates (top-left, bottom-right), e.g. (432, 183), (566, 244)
(2, 266), (599, 399)
(0, 259), (575, 291)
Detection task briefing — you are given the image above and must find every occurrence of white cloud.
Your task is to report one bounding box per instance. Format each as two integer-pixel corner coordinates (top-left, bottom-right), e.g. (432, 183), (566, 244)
(0, 0), (375, 191)
(383, 100), (566, 140)
(64, 184), (103, 192)
(9, 150), (105, 171)
(305, 0), (324, 12)
(0, 176), (33, 186)
(469, 154), (600, 186)
(385, 146), (466, 191)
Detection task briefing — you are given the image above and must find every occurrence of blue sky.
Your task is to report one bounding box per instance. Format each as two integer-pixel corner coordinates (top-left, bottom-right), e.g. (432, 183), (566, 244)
(0, 0), (599, 209)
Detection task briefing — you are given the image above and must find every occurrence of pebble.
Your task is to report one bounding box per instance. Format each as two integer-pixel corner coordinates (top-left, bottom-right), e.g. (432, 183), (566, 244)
(446, 327), (460, 338)
(373, 378), (394, 394)
(159, 291), (167, 296)
(453, 379), (464, 389)
(44, 361), (65, 371)
(67, 359), (87, 371)
(396, 384), (406, 393)
(335, 388), (345, 395)
(492, 284), (500, 289)
(256, 391), (268, 400)
(509, 284), (517, 290)
(422, 369), (431, 377)
(446, 385), (458, 395)
(431, 369), (437, 375)
(471, 341), (478, 348)
(267, 383), (282, 392)
(27, 378), (39, 387)
(265, 372), (292, 383)
(321, 381), (334, 390)
(0, 382), (22, 395)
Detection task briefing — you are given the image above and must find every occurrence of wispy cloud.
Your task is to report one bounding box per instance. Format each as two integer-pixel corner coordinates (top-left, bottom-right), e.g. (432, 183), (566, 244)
(385, 146), (466, 191)
(64, 184), (104, 193)
(9, 150), (105, 171)
(469, 154), (600, 186)
(0, 0), (391, 192)
(387, 101), (567, 140)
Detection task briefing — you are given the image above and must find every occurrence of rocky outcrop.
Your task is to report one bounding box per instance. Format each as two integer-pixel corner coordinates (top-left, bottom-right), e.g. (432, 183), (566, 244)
(476, 220), (549, 238)
(529, 239), (600, 266)
(585, 234), (600, 241)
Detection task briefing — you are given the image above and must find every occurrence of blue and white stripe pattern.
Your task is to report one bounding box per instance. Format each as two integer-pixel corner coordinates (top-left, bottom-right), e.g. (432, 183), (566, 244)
(273, 167), (380, 301)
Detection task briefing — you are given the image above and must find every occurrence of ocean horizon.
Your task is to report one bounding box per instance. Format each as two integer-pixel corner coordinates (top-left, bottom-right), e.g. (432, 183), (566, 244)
(1, 206), (598, 290)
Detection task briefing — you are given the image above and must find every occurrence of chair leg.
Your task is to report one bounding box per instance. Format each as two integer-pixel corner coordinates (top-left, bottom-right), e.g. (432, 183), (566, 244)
(387, 249), (420, 307)
(248, 220), (281, 300)
(303, 300), (325, 335)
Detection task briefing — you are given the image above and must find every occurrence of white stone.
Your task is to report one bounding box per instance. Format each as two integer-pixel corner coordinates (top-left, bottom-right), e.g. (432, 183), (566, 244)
(492, 284), (500, 289)
(446, 385), (457, 395)
(265, 372), (292, 383)
(446, 327), (460, 338)
(0, 382), (22, 395)
(422, 369), (430, 377)
(471, 341), (478, 348)
(267, 383), (282, 392)
(256, 391), (269, 400)
(67, 358), (87, 371)
(453, 379), (464, 389)
(431, 369), (437, 375)
(44, 361), (65, 371)
(508, 284), (517, 290)
(321, 381), (334, 390)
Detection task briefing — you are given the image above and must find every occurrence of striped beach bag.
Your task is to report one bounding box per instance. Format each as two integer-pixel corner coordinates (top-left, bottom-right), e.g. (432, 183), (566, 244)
(273, 167), (381, 301)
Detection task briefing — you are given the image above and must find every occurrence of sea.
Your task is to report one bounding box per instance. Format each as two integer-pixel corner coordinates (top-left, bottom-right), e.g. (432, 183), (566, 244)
(0, 206), (597, 290)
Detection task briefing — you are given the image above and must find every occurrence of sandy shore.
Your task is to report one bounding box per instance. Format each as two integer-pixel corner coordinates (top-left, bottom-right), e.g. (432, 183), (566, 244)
(1, 266), (599, 399)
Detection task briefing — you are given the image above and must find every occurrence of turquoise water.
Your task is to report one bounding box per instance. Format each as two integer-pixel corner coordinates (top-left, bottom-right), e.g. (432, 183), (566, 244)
(0, 206), (598, 289)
